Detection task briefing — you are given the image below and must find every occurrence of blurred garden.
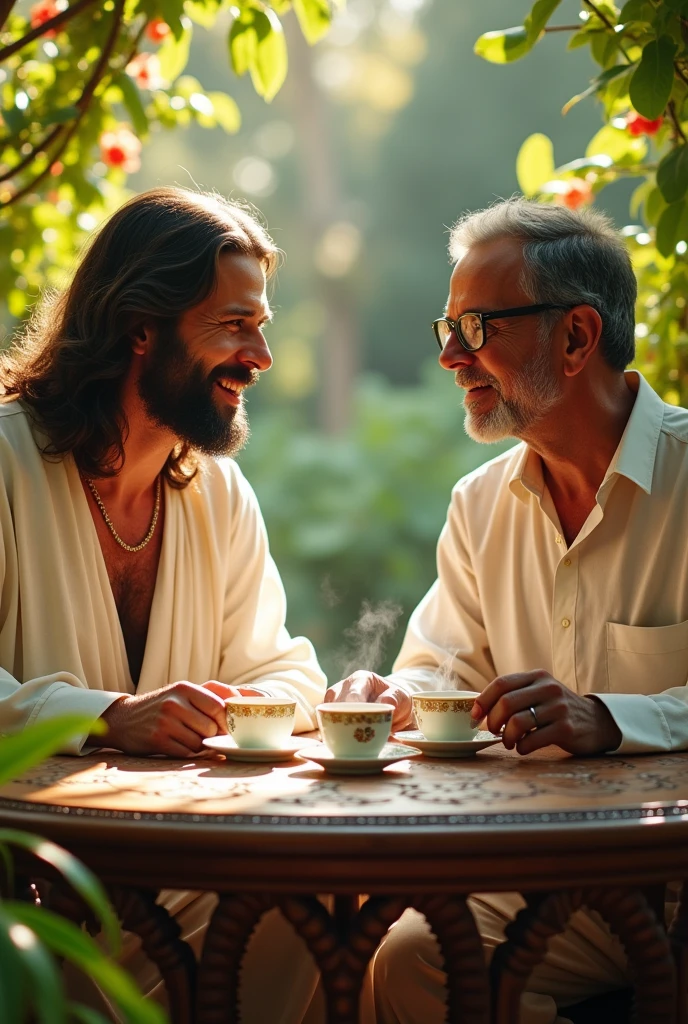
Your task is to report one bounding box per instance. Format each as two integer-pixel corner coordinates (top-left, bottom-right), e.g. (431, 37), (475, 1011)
(2, 0), (688, 681)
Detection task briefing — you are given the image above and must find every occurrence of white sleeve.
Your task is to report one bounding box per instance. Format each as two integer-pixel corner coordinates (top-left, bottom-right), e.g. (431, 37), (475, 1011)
(216, 465), (326, 732)
(592, 690), (688, 754)
(0, 669), (124, 754)
(387, 486), (496, 696)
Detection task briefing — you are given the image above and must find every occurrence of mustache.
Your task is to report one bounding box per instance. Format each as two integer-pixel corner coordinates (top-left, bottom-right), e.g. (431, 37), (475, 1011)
(455, 369), (499, 391)
(209, 365), (260, 388)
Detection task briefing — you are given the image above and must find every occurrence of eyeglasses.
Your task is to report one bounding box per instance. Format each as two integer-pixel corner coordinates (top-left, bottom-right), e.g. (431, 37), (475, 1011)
(431, 303), (572, 353)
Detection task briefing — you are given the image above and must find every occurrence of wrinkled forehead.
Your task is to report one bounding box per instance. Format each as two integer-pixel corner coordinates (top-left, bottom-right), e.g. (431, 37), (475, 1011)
(447, 236), (529, 313)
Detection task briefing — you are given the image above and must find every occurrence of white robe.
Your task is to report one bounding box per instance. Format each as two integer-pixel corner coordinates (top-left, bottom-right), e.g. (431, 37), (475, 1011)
(0, 402), (326, 753)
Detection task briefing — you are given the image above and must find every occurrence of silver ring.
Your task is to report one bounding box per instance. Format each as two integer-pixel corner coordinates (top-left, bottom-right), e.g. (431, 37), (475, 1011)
(528, 706), (539, 730)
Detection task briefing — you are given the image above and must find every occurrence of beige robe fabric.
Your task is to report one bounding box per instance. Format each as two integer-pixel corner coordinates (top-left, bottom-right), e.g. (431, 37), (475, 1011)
(0, 402), (326, 751)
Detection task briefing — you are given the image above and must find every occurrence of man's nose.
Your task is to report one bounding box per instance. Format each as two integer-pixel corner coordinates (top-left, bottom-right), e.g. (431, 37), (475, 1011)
(438, 333), (476, 371)
(235, 332), (273, 372)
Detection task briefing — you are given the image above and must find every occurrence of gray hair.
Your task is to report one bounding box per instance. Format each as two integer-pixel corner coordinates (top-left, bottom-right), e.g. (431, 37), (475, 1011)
(448, 198), (636, 372)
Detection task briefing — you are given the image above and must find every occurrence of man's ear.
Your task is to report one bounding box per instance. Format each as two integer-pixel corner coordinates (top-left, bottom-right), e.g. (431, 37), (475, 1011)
(562, 305), (602, 377)
(130, 321), (155, 356)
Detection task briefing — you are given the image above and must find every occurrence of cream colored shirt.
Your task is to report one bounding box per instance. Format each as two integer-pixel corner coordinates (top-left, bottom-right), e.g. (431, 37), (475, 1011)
(0, 403), (326, 754)
(390, 371), (688, 754)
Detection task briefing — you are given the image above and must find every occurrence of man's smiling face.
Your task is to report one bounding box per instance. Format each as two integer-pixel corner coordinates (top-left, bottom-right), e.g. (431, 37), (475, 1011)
(137, 249), (273, 457)
(440, 236), (563, 443)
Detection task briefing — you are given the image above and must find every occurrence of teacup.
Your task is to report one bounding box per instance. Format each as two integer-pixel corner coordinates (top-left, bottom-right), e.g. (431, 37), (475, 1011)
(412, 690), (480, 741)
(226, 697), (296, 749)
(316, 702), (393, 758)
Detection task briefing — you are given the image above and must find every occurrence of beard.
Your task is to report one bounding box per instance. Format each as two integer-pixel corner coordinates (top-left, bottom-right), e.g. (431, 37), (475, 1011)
(459, 336), (562, 444)
(137, 321), (258, 457)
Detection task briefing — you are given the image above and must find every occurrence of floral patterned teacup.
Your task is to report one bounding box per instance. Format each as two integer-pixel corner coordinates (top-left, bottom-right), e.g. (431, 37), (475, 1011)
(226, 697), (296, 749)
(412, 691), (480, 741)
(316, 702), (392, 758)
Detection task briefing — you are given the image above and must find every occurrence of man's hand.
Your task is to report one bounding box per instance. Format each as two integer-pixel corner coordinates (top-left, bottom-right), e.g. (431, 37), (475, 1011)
(98, 681), (261, 758)
(324, 671), (414, 730)
(471, 670), (622, 756)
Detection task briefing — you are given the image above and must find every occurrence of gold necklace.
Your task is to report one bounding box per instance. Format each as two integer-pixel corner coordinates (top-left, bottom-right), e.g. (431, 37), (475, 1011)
(86, 476), (161, 553)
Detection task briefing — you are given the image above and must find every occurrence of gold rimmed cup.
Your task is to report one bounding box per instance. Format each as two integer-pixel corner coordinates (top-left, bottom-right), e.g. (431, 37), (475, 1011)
(316, 702), (393, 758)
(226, 697), (296, 749)
(411, 690), (480, 741)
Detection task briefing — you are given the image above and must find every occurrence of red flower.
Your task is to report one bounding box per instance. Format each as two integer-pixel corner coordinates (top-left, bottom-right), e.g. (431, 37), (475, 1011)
(30, 0), (67, 38)
(125, 52), (163, 91)
(145, 18), (170, 43)
(554, 179), (593, 211)
(99, 127), (142, 174)
(626, 111), (663, 137)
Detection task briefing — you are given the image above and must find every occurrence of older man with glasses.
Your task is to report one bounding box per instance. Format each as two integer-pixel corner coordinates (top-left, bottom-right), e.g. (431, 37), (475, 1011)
(328, 198), (688, 1022)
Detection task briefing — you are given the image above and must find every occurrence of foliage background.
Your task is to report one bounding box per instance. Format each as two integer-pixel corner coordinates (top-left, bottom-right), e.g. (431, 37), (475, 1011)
(1, 0), (677, 681)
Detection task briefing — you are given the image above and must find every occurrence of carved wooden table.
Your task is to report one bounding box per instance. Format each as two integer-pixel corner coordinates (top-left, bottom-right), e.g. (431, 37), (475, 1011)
(1, 743), (688, 1024)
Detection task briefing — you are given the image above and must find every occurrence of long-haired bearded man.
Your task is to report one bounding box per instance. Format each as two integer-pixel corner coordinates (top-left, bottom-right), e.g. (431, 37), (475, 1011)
(0, 187), (327, 1022)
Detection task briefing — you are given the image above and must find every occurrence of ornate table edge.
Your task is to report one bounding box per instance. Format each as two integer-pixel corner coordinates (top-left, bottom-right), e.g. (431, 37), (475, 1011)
(0, 795), (687, 828)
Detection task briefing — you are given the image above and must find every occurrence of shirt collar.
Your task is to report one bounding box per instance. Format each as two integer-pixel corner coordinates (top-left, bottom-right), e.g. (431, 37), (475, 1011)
(508, 371), (665, 504)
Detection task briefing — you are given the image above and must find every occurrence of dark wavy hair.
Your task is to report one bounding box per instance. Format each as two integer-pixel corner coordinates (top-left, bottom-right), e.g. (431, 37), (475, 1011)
(1, 187), (279, 487)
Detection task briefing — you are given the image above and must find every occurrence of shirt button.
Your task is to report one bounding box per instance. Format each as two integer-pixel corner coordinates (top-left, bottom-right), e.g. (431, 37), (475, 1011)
(555, 534), (563, 544)
(561, 617), (571, 628)
(563, 557), (571, 567)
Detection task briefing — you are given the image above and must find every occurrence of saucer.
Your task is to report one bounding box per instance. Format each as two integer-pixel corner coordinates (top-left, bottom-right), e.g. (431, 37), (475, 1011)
(294, 742), (422, 775)
(393, 730), (502, 758)
(202, 736), (318, 762)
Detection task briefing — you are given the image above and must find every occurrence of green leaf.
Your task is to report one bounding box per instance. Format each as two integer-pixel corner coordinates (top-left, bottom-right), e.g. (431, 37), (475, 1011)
(0, 716), (105, 786)
(184, 0), (221, 28)
(114, 75), (149, 140)
(525, 0), (562, 39)
(586, 124), (647, 163)
(645, 185), (668, 225)
(6, 904), (165, 1024)
(208, 91), (241, 133)
(229, 13), (257, 77)
(0, 830), (119, 954)
(159, 0), (186, 39)
(656, 200), (688, 256)
(0, 914), (24, 1023)
(664, 0), (688, 14)
(157, 20), (192, 83)
(620, 0), (656, 22)
(68, 1004), (112, 1024)
(251, 9), (288, 102)
(561, 64), (632, 115)
(293, 0), (331, 44)
(657, 145), (688, 203)
(516, 133), (555, 196)
(36, 106), (79, 128)
(474, 26), (531, 64)
(629, 35), (677, 120)
(0, 905), (66, 1024)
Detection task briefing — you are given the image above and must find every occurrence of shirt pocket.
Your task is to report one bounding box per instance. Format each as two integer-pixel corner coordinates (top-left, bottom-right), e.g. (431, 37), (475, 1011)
(606, 620), (688, 694)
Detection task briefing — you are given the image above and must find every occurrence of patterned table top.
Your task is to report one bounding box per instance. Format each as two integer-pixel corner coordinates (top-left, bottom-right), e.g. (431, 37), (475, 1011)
(1, 743), (688, 828)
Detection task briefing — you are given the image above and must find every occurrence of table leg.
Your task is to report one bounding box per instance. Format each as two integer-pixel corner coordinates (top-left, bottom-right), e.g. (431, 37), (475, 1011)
(197, 893), (490, 1024)
(490, 887), (676, 1024)
(43, 881), (196, 1024)
(669, 881), (688, 1024)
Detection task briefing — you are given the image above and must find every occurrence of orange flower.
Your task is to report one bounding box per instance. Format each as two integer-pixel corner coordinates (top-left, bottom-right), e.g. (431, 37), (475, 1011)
(125, 52), (163, 91)
(555, 179), (593, 211)
(99, 127), (142, 174)
(30, 0), (67, 38)
(626, 111), (663, 137)
(145, 18), (171, 43)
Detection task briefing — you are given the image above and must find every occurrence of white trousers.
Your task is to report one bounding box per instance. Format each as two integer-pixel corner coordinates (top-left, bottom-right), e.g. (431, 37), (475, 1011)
(66, 890), (633, 1024)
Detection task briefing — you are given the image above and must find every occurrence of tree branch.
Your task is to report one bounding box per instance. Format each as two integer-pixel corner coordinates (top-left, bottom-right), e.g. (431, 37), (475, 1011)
(0, 0), (99, 64)
(582, 0), (632, 61)
(544, 25), (584, 32)
(0, 122), (63, 183)
(0, 0), (125, 208)
(668, 100), (687, 144)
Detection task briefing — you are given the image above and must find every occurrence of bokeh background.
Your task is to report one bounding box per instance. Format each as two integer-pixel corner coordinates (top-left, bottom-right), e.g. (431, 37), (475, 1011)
(2, 0), (638, 680)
